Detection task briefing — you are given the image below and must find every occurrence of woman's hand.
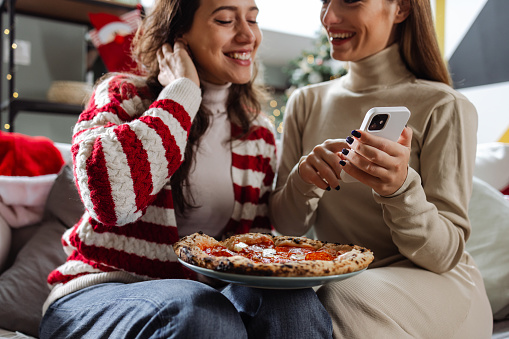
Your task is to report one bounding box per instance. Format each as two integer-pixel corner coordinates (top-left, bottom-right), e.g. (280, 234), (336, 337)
(339, 127), (413, 196)
(298, 139), (349, 191)
(157, 40), (199, 87)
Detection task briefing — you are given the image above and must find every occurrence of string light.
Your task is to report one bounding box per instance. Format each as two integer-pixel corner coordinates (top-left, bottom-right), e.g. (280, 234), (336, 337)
(6, 74), (11, 80)
(11, 43), (17, 49)
(4, 29), (9, 35)
(266, 95), (285, 138)
(4, 124), (10, 130)
(277, 122), (283, 134)
(13, 92), (18, 98)
(307, 55), (314, 64)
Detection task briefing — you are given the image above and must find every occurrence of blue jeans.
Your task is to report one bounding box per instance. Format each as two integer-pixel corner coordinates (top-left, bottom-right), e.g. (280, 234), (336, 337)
(39, 280), (332, 338)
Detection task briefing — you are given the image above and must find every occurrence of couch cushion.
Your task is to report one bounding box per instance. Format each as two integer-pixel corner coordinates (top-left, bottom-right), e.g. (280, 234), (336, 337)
(0, 165), (84, 337)
(0, 218), (67, 337)
(44, 165), (83, 228)
(467, 176), (509, 320)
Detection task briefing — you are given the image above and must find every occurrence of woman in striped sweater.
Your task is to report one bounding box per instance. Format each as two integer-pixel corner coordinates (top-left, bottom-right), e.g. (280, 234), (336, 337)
(39, 0), (332, 338)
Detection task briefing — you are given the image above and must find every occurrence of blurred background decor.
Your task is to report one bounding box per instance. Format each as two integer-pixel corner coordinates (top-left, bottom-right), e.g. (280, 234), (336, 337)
(262, 29), (346, 138)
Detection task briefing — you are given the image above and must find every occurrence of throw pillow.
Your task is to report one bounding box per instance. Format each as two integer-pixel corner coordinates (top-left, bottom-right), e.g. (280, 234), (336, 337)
(0, 218), (67, 337)
(44, 165), (83, 228)
(467, 176), (509, 320)
(474, 142), (509, 192)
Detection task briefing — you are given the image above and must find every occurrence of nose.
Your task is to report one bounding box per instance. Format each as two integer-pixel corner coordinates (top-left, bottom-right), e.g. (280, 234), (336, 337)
(235, 20), (256, 44)
(321, 1), (341, 27)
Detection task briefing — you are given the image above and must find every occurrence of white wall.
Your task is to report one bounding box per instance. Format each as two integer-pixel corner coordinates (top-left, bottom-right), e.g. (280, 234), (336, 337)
(459, 82), (509, 142)
(443, 0), (508, 143)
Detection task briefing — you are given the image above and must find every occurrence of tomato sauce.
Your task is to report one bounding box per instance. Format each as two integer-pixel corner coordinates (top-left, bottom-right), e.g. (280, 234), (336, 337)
(203, 241), (337, 263)
(203, 246), (234, 257)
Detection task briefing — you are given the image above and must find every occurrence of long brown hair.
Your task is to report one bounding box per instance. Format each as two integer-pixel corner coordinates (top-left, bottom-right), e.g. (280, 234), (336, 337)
(395, 0), (452, 85)
(132, 0), (266, 212)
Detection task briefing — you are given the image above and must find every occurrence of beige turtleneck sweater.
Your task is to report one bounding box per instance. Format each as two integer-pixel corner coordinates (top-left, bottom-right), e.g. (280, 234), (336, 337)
(175, 81), (234, 238)
(270, 44), (478, 273)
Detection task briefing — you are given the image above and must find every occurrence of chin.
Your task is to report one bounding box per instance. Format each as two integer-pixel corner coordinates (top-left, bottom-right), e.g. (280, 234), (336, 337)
(330, 50), (350, 62)
(228, 74), (253, 85)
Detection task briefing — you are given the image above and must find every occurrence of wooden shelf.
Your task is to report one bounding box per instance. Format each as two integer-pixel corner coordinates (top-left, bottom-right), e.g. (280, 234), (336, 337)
(8, 0), (137, 25)
(1, 98), (84, 115)
(1, 98), (84, 128)
(0, 0), (137, 131)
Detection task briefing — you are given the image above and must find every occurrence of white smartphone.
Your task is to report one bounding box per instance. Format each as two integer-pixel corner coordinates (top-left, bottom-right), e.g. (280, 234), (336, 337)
(340, 106), (411, 183)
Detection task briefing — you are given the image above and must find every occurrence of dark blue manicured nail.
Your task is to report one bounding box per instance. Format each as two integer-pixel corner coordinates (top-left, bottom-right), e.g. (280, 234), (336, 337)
(339, 160), (346, 166)
(351, 130), (361, 138)
(346, 136), (354, 144)
(341, 148), (349, 155)
(335, 185), (341, 191)
(326, 186), (331, 191)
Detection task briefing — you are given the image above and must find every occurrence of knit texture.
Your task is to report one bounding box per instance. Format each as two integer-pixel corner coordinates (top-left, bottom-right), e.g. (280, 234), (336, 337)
(46, 74), (276, 298)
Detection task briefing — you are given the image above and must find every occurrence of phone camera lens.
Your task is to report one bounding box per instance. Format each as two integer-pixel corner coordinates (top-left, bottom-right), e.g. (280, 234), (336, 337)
(368, 114), (389, 131)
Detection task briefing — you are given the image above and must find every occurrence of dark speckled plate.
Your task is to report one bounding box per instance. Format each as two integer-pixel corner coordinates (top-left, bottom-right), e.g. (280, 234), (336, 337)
(178, 259), (366, 289)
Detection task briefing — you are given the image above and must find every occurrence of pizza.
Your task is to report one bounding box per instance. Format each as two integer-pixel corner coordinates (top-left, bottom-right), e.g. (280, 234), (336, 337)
(173, 232), (374, 277)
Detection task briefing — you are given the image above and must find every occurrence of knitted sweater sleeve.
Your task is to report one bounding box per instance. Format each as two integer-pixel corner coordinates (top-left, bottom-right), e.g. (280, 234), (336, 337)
(374, 96), (478, 273)
(269, 88), (324, 236)
(71, 74), (201, 226)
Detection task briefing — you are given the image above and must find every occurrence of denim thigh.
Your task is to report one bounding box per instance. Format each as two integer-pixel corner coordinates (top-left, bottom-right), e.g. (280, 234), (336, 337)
(221, 284), (332, 339)
(39, 280), (247, 339)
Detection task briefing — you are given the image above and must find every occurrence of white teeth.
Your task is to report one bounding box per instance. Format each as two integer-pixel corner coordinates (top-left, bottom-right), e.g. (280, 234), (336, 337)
(329, 32), (355, 39)
(227, 52), (251, 60)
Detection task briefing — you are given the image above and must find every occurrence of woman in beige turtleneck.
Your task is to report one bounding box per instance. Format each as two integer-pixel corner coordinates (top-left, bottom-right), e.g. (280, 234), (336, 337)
(270, 0), (493, 337)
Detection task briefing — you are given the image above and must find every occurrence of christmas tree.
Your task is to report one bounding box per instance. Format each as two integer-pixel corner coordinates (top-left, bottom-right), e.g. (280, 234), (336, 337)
(284, 28), (347, 89)
(264, 29), (347, 138)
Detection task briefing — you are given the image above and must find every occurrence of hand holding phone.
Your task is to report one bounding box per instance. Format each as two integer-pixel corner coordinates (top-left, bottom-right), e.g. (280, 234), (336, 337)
(340, 106), (411, 183)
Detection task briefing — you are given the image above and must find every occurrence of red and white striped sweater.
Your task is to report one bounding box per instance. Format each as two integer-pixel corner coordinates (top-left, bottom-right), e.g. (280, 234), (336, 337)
(45, 74), (276, 306)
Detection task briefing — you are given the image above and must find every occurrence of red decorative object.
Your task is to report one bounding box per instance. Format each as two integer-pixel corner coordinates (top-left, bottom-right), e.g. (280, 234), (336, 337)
(502, 185), (509, 196)
(88, 5), (143, 74)
(0, 131), (64, 177)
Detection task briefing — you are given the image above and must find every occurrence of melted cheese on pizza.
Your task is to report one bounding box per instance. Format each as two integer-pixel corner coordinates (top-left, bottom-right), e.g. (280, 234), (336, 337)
(202, 239), (344, 264)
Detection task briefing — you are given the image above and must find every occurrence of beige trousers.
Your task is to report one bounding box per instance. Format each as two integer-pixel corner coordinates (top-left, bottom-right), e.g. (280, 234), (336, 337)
(317, 254), (493, 339)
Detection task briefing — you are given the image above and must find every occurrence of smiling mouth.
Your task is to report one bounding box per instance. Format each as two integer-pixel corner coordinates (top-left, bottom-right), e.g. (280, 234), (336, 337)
(329, 32), (355, 41)
(225, 52), (252, 61)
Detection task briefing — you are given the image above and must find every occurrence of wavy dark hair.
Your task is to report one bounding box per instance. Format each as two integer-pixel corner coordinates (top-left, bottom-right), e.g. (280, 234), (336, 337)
(132, 0), (266, 212)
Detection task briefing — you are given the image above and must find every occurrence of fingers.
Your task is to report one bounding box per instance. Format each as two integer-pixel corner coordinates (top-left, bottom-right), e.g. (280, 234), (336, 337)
(346, 128), (410, 167)
(299, 161), (331, 191)
(157, 41), (199, 87)
(340, 128), (412, 195)
(298, 139), (347, 191)
(398, 126), (413, 148)
(340, 146), (391, 180)
(173, 39), (189, 54)
(157, 43), (173, 63)
(162, 43), (173, 54)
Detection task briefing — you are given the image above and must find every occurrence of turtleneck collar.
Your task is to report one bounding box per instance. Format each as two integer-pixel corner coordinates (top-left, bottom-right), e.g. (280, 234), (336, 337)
(342, 43), (414, 93)
(201, 80), (232, 114)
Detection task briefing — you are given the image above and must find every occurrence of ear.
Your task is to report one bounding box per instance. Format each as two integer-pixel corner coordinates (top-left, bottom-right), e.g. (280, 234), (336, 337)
(394, 0), (411, 24)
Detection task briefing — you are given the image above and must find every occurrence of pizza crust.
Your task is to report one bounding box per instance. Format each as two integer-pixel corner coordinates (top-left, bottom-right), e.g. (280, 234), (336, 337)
(174, 232), (374, 277)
